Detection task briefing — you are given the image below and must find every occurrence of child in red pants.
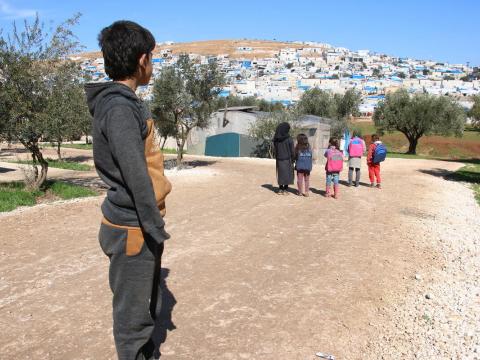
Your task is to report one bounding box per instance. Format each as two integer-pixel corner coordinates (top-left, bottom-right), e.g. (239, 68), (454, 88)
(367, 134), (382, 189)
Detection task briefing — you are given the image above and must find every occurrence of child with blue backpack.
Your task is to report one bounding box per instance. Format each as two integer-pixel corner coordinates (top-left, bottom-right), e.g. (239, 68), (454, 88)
(367, 134), (387, 189)
(294, 133), (313, 196)
(324, 137), (344, 199)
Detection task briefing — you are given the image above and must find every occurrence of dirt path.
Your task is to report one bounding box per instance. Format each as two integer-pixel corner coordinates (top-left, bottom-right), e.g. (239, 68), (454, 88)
(0, 157), (476, 359)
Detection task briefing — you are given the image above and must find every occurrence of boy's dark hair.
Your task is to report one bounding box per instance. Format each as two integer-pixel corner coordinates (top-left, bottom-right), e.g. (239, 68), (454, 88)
(98, 20), (155, 80)
(329, 137), (339, 148)
(352, 129), (362, 138)
(295, 133), (310, 154)
(371, 134), (380, 142)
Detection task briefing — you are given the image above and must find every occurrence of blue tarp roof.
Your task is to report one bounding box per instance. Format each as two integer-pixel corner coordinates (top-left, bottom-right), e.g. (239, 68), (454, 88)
(271, 100), (293, 106)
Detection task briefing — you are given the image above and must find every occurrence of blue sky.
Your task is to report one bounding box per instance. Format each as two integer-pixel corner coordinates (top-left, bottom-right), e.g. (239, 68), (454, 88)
(0, 0), (478, 65)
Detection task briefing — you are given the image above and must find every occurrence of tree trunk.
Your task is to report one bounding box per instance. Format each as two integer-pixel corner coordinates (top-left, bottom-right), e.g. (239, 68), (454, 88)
(406, 137), (419, 155)
(57, 142), (62, 160)
(36, 156), (49, 190)
(20, 141), (49, 190)
(176, 125), (190, 168)
(32, 145), (48, 189)
(161, 136), (167, 150)
(176, 144), (184, 167)
(176, 138), (183, 168)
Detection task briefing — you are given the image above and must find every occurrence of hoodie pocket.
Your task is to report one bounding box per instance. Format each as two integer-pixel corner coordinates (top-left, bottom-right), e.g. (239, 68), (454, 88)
(100, 218), (145, 257)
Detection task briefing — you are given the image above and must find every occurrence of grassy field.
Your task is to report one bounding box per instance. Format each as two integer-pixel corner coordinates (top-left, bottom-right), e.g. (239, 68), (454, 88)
(47, 143), (182, 155)
(61, 143), (93, 150)
(448, 162), (480, 205)
(11, 159), (91, 171)
(0, 181), (97, 212)
(352, 123), (480, 160)
(162, 148), (184, 155)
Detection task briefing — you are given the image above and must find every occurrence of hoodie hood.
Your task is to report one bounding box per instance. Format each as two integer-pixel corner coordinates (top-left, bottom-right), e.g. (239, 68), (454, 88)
(374, 140), (382, 145)
(84, 82), (138, 116)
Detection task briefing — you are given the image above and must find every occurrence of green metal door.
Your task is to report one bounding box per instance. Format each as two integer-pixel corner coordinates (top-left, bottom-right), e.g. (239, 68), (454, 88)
(205, 133), (240, 157)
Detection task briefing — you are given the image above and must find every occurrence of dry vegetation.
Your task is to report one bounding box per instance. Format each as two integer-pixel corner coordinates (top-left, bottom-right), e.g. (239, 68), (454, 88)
(78, 39), (305, 60)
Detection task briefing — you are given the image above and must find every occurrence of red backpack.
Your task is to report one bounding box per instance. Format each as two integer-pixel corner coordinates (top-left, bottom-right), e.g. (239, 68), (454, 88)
(327, 148), (344, 172)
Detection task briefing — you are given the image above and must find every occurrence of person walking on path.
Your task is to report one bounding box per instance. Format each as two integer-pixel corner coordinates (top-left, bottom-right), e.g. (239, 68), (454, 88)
(294, 133), (313, 197)
(367, 134), (383, 189)
(85, 21), (172, 360)
(347, 130), (366, 187)
(273, 122), (295, 195)
(324, 137), (344, 199)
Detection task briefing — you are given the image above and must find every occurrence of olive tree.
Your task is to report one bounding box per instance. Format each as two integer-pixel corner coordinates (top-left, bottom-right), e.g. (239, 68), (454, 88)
(248, 109), (299, 158)
(0, 14), (82, 189)
(296, 88), (361, 136)
(468, 95), (480, 128)
(151, 55), (224, 166)
(44, 62), (91, 159)
(373, 89), (466, 154)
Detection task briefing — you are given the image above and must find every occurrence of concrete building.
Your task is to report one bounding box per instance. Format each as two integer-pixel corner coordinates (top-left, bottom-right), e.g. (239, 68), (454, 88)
(187, 106), (264, 157)
(295, 115), (332, 163)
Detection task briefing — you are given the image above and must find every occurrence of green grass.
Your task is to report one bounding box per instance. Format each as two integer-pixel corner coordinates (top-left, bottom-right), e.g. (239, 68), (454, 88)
(351, 122), (377, 136)
(0, 182), (39, 212)
(12, 159), (91, 171)
(474, 184), (480, 205)
(47, 181), (97, 200)
(350, 123), (480, 160)
(46, 143), (182, 154)
(61, 143), (93, 150)
(447, 163), (480, 205)
(0, 181), (97, 212)
(162, 148), (185, 155)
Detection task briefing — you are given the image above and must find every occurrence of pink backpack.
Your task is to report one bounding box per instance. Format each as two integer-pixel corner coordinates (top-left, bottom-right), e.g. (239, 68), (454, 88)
(349, 137), (364, 157)
(327, 148), (344, 172)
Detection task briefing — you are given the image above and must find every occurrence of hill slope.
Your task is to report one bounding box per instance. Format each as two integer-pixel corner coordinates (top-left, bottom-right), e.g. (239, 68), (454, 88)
(80, 39), (305, 59)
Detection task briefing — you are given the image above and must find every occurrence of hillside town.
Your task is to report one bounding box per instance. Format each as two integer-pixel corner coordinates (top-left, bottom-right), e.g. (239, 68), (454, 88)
(1, 2), (480, 358)
(75, 40), (479, 115)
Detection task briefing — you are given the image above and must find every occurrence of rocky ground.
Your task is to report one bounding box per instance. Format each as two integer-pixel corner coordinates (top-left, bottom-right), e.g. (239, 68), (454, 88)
(0, 154), (478, 359)
(363, 167), (480, 359)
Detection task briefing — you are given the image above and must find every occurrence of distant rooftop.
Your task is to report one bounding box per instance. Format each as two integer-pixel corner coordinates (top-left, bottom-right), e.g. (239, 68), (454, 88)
(217, 106), (259, 112)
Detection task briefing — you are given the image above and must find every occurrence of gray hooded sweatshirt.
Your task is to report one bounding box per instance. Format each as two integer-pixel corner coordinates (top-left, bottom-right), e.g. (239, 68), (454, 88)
(85, 82), (171, 244)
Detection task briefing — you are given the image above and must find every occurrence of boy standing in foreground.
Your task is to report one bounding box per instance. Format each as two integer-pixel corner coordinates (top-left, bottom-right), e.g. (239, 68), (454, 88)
(85, 21), (171, 359)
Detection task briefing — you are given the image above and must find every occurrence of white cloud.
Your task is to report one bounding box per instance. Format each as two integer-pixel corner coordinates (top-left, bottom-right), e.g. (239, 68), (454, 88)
(0, 0), (37, 19)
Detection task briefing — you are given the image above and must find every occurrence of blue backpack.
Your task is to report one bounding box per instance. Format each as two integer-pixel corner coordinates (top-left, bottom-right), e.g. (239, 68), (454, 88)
(296, 149), (313, 171)
(373, 143), (387, 163)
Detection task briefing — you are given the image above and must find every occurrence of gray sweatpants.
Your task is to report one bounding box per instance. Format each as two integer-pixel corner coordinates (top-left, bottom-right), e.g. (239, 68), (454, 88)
(348, 167), (361, 186)
(99, 221), (164, 360)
